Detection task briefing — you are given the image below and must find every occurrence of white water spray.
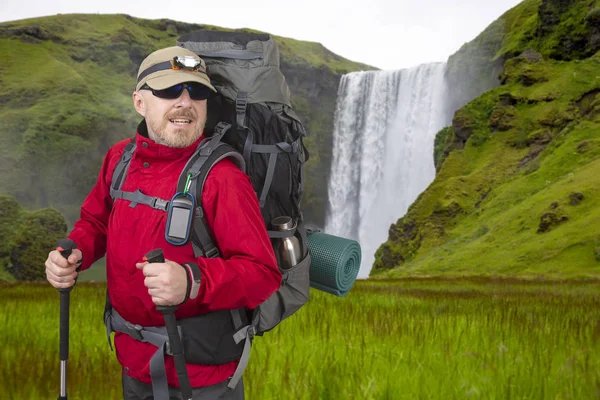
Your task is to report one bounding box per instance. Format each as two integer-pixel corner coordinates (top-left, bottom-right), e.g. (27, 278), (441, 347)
(325, 63), (451, 278)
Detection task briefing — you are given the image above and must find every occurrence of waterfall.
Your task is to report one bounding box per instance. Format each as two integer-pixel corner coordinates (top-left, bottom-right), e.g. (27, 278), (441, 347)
(324, 63), (451, 278)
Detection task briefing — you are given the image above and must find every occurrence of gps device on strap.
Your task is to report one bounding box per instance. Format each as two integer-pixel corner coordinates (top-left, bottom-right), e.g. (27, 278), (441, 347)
(165, 192), (195, 245)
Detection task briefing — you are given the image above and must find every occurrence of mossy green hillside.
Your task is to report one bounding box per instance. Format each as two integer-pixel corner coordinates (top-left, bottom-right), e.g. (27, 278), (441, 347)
(0, 195), (67, 283)
(0, 14), (374, 226)
(445, 0), (600, 113)
(373, 49), (600, 279)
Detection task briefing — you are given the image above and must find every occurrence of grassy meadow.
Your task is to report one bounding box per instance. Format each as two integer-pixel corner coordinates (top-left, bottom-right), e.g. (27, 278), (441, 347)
(1, 278), (599, 399)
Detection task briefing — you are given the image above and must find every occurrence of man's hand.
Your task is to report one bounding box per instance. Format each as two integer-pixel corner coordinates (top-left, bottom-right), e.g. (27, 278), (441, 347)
(136, 259), (188, 306)
(45, 248), (83, 289)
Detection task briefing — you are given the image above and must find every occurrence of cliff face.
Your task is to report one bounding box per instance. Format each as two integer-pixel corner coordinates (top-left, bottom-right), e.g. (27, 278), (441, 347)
(280, 60), (342, 225)
(0, 14), (374, 226)
(445, 0), (600, 116)
(372, 0), (600, 278)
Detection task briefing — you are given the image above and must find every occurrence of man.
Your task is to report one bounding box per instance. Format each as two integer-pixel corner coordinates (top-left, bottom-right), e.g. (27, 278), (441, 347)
(45, 46), (281, 399)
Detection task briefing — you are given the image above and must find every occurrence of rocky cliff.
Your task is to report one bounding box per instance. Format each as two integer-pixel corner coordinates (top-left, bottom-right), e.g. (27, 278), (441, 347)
(372, 0), (600, 278)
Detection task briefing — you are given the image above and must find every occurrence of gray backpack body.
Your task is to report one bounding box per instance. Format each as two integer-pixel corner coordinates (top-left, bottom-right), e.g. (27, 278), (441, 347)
(176, 31), (311, 333)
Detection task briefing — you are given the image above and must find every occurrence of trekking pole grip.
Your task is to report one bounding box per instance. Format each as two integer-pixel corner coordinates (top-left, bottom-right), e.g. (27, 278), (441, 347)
(57, 238), (77, 293)
(56, 238), (76, 400)
(144, 249), (193, 400)
(57, 239), (76, 359)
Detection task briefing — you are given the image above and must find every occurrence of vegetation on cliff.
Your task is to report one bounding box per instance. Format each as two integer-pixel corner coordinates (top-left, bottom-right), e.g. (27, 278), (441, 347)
(0, 195), (67, 282)
(373, 0), (600, 278)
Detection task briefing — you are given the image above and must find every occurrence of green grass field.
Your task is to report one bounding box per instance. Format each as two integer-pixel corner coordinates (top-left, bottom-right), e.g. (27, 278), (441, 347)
(1, 278), (599, 399)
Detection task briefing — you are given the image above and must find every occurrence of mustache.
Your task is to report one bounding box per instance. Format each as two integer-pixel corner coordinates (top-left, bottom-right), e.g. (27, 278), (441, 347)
(166, 109), (196, 120)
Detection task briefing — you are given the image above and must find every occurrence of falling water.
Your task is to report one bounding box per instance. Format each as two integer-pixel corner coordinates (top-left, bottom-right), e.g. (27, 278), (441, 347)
(324, 63), (450, 278)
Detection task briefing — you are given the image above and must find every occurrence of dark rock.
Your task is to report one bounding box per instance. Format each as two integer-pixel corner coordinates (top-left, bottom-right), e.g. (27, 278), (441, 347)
(588, 8), (600, 53)
(536, 0), (572, 38)
(569, 192), (584, 206)
(388, 218), (417, 242)
(13, 25), (46, 40)
(475, 188), (491, 209)
(520, 67), (549, 87)
(452, 111), (474, 148)
(518, 48), (543, 63)
(434, 126), (453, 173)
(590, 33), (600, 53)
(537, 211), (569, 233)
(538, 107), (577, 128)
(577, 140), (591, 153)
(577, 89), (600, 119)
(432, 201), (463, 219)
(7, 24), (62, 43)
(18, 35), (40, 44)
(526, 130), (553, 146)
(536, 0), (594, 60)
(518, 144), (547, 169)
(371, 243), (405, 273)
(489, 105), (517, 131)
(550, 202), (559, 209)
(498, 92), (520, 106)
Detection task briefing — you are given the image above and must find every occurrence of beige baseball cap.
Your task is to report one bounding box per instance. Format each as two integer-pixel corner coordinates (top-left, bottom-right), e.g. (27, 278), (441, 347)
(135, 46), (216, 92)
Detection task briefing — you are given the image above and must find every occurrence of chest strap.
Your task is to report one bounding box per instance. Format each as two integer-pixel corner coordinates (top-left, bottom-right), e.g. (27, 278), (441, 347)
(110, 188), (170, 211)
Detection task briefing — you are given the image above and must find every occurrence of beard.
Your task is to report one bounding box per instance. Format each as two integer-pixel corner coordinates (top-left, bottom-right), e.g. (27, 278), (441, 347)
(147, 109), (205, 148)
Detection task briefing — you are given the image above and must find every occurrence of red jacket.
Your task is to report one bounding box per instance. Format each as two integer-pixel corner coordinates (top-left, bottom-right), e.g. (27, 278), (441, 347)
(69, 122), (281, 388)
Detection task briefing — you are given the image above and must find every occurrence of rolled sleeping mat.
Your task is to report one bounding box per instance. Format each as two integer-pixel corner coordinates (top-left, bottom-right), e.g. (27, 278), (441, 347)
(307, 232), (361, 297)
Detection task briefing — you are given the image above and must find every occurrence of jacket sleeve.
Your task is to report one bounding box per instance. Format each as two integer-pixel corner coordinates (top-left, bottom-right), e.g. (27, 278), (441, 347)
(192, 160), (281, 312)
(67, 146), (118, 270)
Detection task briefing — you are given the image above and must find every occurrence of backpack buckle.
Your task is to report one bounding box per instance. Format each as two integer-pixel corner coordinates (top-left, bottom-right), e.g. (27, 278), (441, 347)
(291, 140), (300, 153)
(235, 92), (248, 114)
(153, 198), (169, 211)
(248, 325), (257, 340)
(123, 321), (144, 342)
(214, 122), (231, 137)
(205, 246), (220, 258)
(235, 92), (248, 128)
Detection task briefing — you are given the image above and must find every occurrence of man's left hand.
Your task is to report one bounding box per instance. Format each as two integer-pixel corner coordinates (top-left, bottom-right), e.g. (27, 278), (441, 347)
(136, 259), (187, 306)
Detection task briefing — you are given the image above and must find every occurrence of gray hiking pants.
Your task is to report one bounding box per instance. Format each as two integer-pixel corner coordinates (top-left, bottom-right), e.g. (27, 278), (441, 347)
(122, 373), (245, 400)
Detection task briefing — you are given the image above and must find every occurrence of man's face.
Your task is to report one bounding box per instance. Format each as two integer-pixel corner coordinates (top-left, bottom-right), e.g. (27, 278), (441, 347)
(133, 84), (207, 148)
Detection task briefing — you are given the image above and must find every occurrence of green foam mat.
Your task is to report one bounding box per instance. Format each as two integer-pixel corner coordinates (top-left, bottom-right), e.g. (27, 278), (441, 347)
(307, 232), (361, 297)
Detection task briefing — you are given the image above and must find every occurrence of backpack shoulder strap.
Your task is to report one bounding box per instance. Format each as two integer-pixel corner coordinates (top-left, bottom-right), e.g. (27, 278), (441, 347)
(178, 123), (245, 258)
(110, 139), (136, 200)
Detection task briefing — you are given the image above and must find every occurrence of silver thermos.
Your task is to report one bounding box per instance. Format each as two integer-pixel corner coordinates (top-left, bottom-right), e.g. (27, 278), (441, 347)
(271, 216), (302, 269)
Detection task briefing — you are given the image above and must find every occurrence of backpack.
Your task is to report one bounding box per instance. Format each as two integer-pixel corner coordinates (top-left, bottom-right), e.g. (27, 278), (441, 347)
(176, 30), (311, 330)
(105, 32), (311, 392)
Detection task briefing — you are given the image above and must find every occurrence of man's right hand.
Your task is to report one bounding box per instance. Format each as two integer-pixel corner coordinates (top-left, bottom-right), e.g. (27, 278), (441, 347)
(45, 248), (83, 289)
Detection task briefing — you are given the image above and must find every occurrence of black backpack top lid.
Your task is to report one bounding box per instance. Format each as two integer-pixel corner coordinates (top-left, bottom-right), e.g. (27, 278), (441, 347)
(177, 31), (292, 107)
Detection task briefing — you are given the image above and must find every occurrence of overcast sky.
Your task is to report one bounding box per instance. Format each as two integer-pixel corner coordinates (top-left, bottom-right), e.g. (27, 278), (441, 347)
(1, 0), (524, 70)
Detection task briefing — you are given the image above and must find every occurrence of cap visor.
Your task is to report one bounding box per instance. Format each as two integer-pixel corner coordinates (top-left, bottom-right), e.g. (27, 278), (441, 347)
(142, 70), (216, 92)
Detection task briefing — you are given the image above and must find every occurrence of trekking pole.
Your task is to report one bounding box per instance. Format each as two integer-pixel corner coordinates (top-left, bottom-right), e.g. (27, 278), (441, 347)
(144, 249), (193, 400)
(56, 238), (77, 400)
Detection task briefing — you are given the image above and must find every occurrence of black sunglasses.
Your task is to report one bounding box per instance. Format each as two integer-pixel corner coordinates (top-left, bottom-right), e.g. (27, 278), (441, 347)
(141, 82), (211, 101)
